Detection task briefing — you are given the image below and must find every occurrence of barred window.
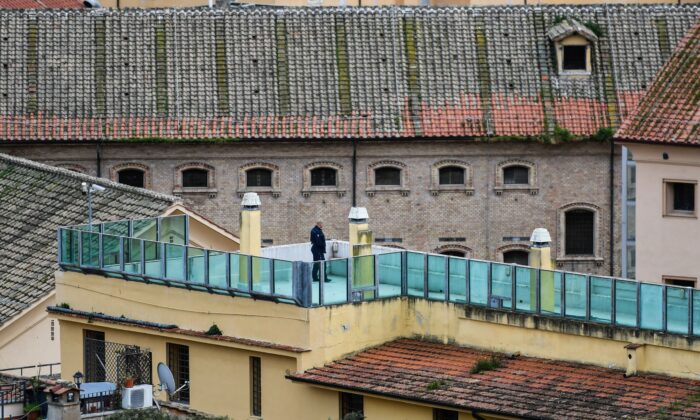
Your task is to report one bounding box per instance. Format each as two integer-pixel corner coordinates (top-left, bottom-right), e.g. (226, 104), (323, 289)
(503, 166), (529, 185)
(167, 343), (190, 404)
(433, 408), (458, 420)
(84, 330), (105, 382)
(250, 356), (262, 416)
(118, 169), (145, 188)
(182, 169), (209, 188)
(565, 209), (594, 255)
(375, 167), (401, 186)
(310, 167), (337, 187)
(503, 250), (529, 266)
(439, 166), (465, 185)
(246, 168), (272, 188)
(340, 393), (363, 419)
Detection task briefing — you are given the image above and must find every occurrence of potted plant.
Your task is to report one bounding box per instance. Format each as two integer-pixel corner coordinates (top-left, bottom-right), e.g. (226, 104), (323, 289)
(23, 402), (41, 420)
(124, 373), (135, 389)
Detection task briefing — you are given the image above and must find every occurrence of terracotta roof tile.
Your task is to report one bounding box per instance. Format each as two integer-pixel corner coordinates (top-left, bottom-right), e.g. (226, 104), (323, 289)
(616, 20), (700, 146)
(0, 6), (698, 141)
(0, 0), (82, 8)
(288, 338), (700, 419)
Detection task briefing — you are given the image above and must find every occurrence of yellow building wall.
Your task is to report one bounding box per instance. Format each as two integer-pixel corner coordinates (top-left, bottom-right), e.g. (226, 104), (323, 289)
(0, 294), (60, 374)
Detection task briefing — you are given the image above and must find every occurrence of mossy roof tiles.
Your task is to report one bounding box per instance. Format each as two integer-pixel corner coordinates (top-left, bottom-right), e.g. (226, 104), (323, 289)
(0, 153), (176, 325)
(0, 6), (697, 141)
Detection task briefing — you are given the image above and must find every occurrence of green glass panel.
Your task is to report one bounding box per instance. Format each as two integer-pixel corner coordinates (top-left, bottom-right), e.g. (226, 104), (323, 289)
(187, 247), (205, 284)
(59, 229), (79, 264)
(377, 253), (402, 298)
(615, 280), (638, 327)
(427, 255), (447, 300)
(666, 286), (690, 334)
(469, 261), (488, 305)
(143, 240), (161, 277)
(323, 259), (348, 304)
(101, 234), (121, 271)
(251, 257), (271, 293)
(448, 257), (467, 303)
(159, 215), (187, 245)
(230, 254), (248, 291)
(124, 238), (142, 274)
(693, 291), (700, 336)
(515, 266), (536, 312)
(208, 251), (228, 289)
(80, 231), (100, 267)
(491, 263), (512, 309)
(406, 252), (425, 297)
(102, 220), (129, 237)
(540, 270), (562, 315)
(590, 277), (612, 323)
(165, 244), (185, 281)
(640, 284), (663, 330)
(132, 218), (157, 241)
(273, 260), (293, 297)
(565, 273), (586, 319)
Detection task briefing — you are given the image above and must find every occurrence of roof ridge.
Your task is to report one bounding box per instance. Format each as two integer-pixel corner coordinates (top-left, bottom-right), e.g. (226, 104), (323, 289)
(0, 153), (179, 203)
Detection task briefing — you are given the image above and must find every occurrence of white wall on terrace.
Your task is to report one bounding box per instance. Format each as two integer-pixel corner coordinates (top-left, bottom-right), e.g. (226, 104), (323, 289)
(261, 240), (397, 262)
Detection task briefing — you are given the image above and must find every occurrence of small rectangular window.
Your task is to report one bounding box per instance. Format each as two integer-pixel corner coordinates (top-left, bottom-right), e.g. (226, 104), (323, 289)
(663, 276), (696, 288)
(167, 343), (190, 404)
(247, 169), (273, 188)
(182, 169), (209, 188)
(562, 45), (587, 71)
(374, 167), (402, 186)
(433, 408), (459, 420)
(340, 393), (363, 419)
(250, 356), (261, 416)
(664, 180), (696, 216)
(565, 210), (594, 255)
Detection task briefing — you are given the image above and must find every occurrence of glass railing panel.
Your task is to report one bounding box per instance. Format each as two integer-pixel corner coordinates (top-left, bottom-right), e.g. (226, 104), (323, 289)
(615, 280), (638, 327)
(230, 254), (249, 291)
(159, 215), (187, 245)
(490, 263), (512, 309)
(324, 259), (348, 304)
(640, 284), (663, 330)
(515, 266), (536, 312)
(251, 256), (271, 293)
(208, 251), (227, 289)
(143, 240), (161, 277)
(469, 260), (488, 305)
(407, 252), (425, 297)
(448, 257), (467, 303)
(693, 291), (700, 336)
(80, 231), (100, 268)
(123, 238), (142, 274)
(427, 255), (447, 300)
(273, 260), (293, 298)
(132, 218), (157, 241)
(590, 276), (612, 323)
(101, 234), (121, 271)
(377, 253), (402, 298)
(164, 244), (185, 281)
(187, 247), (205, 284)
(102, 220), (129, 237)
(59, 228), (79, 265)
(666, 286), (690, 334)
(540, 270), (562, 316)
(311, 261), (322, 305)
(565, 273), (586, 319)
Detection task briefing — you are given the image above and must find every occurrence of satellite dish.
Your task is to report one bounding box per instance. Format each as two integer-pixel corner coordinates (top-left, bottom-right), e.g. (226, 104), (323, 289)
(157, 362), (189, 397)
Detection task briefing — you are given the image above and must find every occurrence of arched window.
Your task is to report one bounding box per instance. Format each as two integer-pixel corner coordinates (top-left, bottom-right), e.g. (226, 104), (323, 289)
(310, 167), (337, 187)
(118, 169), (145, 188)
(503, 165), (530, 185)
(439, 250), (466, 257)
(374, 167), (401, 186)
(246, 168), (273, 188)
(503, 250), (529, 266)
(439, 166), (465, 185)
(182, 168), (209, 188)
(565, 209), (595, 255)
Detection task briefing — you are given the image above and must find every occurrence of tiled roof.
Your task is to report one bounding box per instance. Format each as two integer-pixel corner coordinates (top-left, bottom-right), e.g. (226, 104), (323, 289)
(615, 20), (700, 146)
(0, 6), (698, 141)
(0, 0), (83, 9)
(288, 339), (700, 419)
(0, 153), (177, 325)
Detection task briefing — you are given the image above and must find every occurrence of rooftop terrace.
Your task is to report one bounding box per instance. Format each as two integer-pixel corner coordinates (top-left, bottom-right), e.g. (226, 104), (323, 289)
(58, 214), (700, 337)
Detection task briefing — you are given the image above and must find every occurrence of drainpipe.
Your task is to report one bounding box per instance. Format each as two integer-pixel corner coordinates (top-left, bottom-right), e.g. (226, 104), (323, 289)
(96, 142), (102, 178)
(352, 139), (357, 207)
(609, 140), (614, 276)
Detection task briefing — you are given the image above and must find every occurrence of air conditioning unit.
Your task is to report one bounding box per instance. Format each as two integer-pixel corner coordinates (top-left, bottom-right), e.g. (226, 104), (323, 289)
(122, 384), (153, 409)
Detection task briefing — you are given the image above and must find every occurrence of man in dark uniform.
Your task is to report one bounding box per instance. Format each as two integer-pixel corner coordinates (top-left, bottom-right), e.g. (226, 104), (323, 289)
(310, 221), (329, 282)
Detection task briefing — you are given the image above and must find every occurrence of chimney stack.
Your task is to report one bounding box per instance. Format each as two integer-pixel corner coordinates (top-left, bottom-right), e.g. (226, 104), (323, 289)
(529, 228), (554, 312)
(240, 193), (261, 257)
(348, 208), (373, 293)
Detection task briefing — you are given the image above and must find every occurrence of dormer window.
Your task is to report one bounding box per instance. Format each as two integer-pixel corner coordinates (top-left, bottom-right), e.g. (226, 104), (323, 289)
(547, 18), (597, 76)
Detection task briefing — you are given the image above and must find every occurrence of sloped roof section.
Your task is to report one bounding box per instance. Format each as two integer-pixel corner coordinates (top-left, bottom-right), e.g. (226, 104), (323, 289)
(546, 17), (598, 42)
(0, 153), (177, 325)
(0, 0), (83, 9)
(0, 6), (698, 142)
(615, 20), (700, 146)
(288, 339), (700, 419)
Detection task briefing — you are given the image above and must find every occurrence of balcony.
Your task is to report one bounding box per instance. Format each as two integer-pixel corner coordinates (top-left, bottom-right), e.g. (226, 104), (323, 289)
(58, 216), (700, 336)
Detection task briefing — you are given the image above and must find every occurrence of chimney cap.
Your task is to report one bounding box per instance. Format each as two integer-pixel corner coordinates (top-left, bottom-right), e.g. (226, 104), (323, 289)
(241, 192), (261, 208)
(530, 228), (551, 244)
(348, 207), (369, 221)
